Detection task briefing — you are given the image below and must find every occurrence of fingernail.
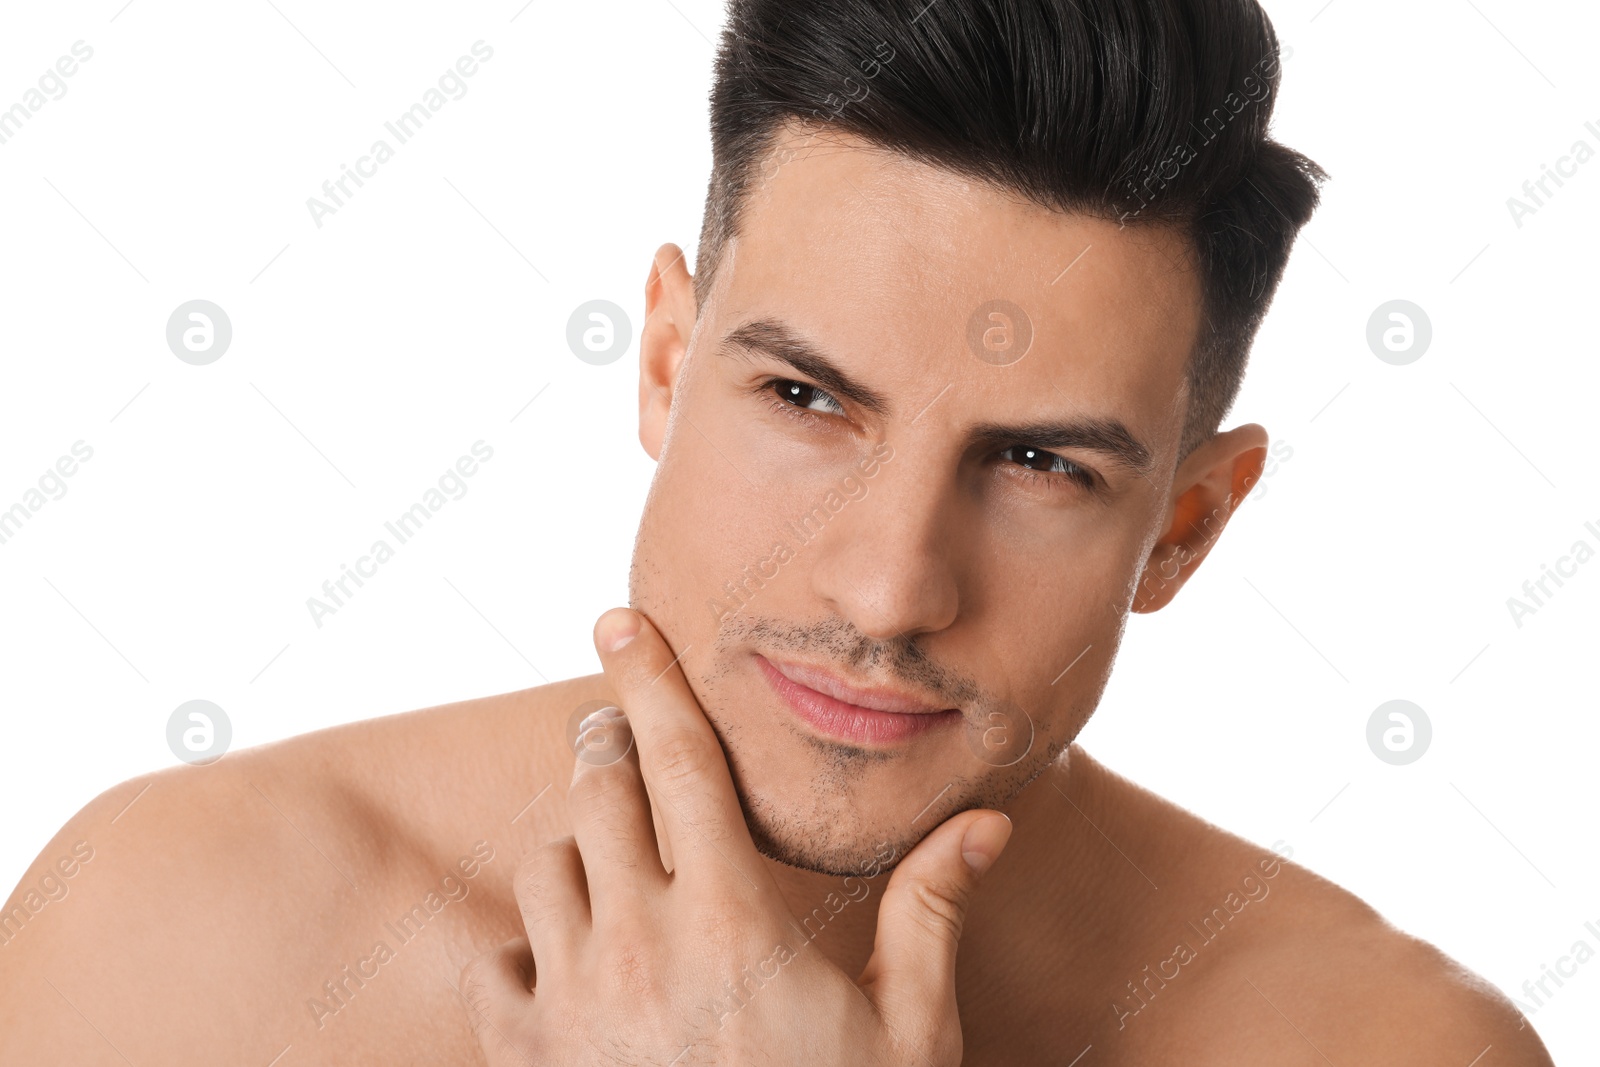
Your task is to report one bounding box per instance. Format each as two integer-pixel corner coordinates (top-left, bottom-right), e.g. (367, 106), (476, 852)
(960, 813), (1012, 876)
(597, 608), (640, 652)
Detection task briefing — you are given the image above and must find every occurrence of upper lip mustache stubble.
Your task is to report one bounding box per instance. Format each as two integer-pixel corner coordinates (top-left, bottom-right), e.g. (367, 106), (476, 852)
(760, 655), (955, 715)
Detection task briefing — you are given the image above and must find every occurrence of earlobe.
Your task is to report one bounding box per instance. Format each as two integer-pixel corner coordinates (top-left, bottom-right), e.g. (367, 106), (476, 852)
(638, 242), (697, 461)
(1131, 425), (1268, 613)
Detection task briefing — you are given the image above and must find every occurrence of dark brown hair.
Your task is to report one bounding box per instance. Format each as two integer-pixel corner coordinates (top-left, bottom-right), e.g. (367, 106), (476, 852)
(695, 0), (1327, 459)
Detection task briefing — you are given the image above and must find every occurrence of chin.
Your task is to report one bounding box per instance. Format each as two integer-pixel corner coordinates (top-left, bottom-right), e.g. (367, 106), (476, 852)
(719, 738), (976, 878)
(722, 724), (1068, 879)
(707, 713), (948, 878)
(737, 784), (923, 878)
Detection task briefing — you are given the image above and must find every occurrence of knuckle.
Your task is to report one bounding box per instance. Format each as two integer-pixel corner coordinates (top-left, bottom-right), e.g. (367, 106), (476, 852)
(457, 957), (499, 1027)
(593, 915), (661, 994)
(688, 903), (756, 957)
(924, 1027), (964, 1067)
(650, 730), (714, 785)
(514, 839), (573, 906)
(931, 1022), (966, 1067)
(513, 866), (544, 910)
(610, 649), (663, 694)
(518, 886), (566, 932)
(587, 817), (648, 871)
(882, 1006), (962, 1067)
(905, 879), (968, 941)
(567, 760), (629, 807)
(596, 909), (651, 951)
(598, 833), (646, 871)
(605, 940), (656, 997)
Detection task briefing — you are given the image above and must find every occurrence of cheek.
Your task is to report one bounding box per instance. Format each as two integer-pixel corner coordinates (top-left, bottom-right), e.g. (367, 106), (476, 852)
(633, 432), (790, 637)
(645, 383), (857, 605)
(968, 502), (1146, 616)
(956, 524), (1139, 720)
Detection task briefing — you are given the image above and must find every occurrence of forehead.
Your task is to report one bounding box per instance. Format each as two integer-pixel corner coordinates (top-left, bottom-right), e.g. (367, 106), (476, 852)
(713, 125), (1203, 449)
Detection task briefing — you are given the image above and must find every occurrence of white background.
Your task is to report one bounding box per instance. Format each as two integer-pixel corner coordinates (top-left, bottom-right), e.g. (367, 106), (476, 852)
(1, 0), (1595, 1059)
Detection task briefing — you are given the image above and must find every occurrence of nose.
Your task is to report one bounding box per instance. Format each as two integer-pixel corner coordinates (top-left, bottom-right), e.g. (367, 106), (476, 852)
(806, 457), (961, 641)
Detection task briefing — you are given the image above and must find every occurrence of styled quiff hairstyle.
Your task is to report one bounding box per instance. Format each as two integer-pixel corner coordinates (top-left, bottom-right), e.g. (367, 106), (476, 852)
(693, 0), (1326, 459)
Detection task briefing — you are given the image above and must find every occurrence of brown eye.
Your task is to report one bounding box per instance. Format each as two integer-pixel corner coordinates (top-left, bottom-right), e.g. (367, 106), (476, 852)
(771, 379), (844, 415)
(1009, 446), (1055, 471)
(999, 446), (1095, 489)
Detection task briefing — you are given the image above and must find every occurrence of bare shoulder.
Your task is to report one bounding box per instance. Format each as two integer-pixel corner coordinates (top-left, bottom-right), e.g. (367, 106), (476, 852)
(1081, 755), (1556, 1065)
(1177, 870), (1548, 1062)
(1170, 890), (1556, 1065)
(0, 678), (596, 1064)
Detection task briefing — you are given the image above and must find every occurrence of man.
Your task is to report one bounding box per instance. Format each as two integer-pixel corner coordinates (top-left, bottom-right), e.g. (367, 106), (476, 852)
(0, 0), (1556, 1062)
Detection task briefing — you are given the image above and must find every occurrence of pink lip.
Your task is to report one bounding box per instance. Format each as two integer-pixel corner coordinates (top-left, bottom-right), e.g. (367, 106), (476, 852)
(754, 654), (960, 746)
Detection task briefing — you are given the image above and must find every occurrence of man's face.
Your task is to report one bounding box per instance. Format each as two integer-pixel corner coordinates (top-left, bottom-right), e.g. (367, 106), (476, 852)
(629, 125), (1202, 876)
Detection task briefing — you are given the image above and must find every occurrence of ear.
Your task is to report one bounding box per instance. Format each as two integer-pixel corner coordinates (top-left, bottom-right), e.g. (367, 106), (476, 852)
(1133, 423), (1269, 613)
(638, 242), (697, 461)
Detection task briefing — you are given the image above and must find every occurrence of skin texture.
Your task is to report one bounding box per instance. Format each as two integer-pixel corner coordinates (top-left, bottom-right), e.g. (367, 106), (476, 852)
(457, 607), (1021, 1066)
(0, 126), (1558, 1065)
(627, 124), (1216, 883)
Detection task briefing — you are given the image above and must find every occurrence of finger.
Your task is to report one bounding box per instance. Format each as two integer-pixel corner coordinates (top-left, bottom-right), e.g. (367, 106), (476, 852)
(458, 937), (535, 1042)
(592, 607), (765, 891)
(857, 810), (1012, 1040)
(567, 704), (671, 910)
(513, 836), (590, 968)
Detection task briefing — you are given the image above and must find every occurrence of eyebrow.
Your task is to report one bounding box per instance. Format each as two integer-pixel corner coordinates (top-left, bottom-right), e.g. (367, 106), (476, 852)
(967, 416), (1154, 476)
(718, 317), (1156, 476)
(720, 318), (892, 416)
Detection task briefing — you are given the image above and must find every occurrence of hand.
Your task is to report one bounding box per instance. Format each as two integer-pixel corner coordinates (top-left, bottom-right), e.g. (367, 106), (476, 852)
(457, 606), (1013, 1066)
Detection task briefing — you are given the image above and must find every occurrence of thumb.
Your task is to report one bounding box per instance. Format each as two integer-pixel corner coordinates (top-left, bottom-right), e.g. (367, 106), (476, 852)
(857, 810), (1012, 1038)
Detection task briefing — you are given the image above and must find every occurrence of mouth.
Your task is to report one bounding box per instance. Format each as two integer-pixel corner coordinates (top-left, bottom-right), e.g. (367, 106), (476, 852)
(754, 653), (962, 746)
